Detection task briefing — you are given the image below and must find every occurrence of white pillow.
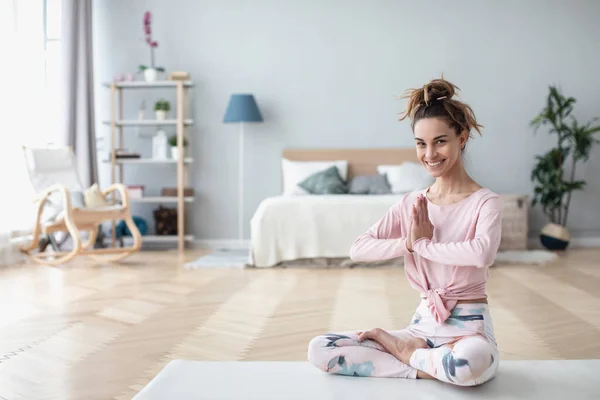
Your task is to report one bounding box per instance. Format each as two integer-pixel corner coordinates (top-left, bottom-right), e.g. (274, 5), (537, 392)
(377, 162), (434, 194)
(281, 159), (348, 195)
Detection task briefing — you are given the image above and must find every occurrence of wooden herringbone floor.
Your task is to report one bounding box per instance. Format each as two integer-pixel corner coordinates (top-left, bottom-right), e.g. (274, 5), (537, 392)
(1, 248), (599, 399)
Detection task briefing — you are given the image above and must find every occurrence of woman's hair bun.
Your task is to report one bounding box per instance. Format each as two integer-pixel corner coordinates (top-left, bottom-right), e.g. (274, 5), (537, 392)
(422, 78), (457, 105)
(398, 75), (483, 137)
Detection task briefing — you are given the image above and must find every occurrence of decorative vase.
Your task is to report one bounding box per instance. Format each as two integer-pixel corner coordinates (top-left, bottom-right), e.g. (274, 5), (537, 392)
(144, 68), (158, 82)
(540, 223), (570, 250)
(152, 130), (168, 159)
(155, 110), (167, 120)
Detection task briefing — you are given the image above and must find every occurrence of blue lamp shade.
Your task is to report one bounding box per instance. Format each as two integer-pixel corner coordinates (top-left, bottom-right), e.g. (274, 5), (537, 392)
(223, 94), (264, 123)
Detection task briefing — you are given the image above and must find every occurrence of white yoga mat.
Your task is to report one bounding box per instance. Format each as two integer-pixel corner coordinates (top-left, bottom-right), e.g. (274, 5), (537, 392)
(134, 360), (600, 400)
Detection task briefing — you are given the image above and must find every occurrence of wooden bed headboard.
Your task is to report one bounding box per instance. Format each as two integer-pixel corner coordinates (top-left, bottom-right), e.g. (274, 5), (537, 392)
(282, 148), (418, 179)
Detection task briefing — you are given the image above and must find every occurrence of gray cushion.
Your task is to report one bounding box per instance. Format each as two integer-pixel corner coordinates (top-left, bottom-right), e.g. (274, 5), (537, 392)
(298, 166), (348, 194)
(348, 174), (392, 195)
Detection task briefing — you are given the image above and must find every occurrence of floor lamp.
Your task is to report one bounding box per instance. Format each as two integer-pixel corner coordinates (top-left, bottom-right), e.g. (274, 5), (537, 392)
(223, 94), (264, 241)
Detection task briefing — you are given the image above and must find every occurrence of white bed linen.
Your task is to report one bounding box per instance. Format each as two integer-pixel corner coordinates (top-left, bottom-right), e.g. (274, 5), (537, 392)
(249, 194), (404, 267)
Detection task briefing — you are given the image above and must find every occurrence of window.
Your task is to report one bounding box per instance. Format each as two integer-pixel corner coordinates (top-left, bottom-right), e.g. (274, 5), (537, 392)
(0, 0), (62, 146)
(44, 0), (62, 142)
(0, 0), (63, 231)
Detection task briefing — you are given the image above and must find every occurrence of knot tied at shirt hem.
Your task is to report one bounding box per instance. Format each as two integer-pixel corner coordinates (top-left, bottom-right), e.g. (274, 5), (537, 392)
(425, 288), (457, 324)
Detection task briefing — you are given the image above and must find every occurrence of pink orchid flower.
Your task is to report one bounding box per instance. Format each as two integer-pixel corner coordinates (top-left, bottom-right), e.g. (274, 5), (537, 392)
(142, 10), (160, 70)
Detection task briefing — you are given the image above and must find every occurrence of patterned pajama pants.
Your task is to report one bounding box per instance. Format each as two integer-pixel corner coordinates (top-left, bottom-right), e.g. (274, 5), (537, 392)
(307, 300), (499, 386)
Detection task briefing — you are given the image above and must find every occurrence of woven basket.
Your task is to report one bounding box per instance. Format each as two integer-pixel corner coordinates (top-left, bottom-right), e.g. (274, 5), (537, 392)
(499, 195), (529, 251)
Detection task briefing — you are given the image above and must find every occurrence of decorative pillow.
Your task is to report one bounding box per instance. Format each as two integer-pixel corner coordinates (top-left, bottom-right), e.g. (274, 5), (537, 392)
(377, 162), (434, 194)
(348, 174), (392, 195)
(84, 183), (111, 208)
(298, 166), (348, 194)
(281, 159), (348, 195)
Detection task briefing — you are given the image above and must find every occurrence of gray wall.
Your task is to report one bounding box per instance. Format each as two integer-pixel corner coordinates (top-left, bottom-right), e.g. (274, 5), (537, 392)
(93, 0), (600, 241)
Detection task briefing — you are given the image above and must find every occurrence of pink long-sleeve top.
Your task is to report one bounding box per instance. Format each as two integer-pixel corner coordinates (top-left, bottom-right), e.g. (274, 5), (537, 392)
(350, 188), (503, 324)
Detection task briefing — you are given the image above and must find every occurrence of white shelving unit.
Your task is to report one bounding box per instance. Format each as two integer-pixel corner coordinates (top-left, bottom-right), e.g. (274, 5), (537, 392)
(102, 119), (194, 126)
(103, 158), (193, 164)
(129, 197), (195, 203)
(102, 81), (194, 89)
(105, 80), (195, 252)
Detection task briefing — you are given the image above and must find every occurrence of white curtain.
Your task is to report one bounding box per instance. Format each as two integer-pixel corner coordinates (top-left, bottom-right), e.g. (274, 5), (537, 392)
(0, 0), (53, 265)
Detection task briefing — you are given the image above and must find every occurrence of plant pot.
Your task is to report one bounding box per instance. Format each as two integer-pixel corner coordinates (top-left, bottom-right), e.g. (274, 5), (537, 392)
(540, 223), (570, 250)
(170, 146), (187, 161)
(144, 68), (158, 82)
(155, 110), (168, 120)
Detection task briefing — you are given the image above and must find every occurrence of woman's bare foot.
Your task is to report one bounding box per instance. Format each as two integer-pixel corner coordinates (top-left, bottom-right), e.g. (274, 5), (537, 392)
(394, 333), (428, 365)
(357, 328), (399, 354)
(357, 328), (428, 364)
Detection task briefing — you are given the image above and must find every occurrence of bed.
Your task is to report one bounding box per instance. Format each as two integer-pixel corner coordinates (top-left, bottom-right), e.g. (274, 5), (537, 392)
(249, 148), (421, 268)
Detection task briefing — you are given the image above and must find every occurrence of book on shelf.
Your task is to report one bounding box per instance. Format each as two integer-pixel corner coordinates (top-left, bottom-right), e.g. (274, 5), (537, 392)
(161, 187), (194, 197)
(126, 185), (144, 199)
(114, 150), (141, 159)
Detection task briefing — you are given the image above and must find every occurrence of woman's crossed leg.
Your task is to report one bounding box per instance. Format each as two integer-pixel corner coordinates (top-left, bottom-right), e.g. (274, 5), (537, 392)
(308, 328), (498, 386)
(307, 330), (419, 379)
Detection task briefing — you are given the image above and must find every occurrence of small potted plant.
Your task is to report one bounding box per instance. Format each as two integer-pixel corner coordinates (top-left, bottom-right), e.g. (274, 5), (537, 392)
(139, 11), (165, 82)
(168, 135), (188, 160)
(154, 99), (170, 120)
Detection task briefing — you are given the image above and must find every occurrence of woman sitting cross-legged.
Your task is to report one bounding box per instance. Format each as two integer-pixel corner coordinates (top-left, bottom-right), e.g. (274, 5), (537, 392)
(307, 76), (502, 387)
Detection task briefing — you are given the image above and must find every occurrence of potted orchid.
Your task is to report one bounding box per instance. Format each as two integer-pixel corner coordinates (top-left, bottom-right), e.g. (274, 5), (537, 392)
(139, 11), (165, 82)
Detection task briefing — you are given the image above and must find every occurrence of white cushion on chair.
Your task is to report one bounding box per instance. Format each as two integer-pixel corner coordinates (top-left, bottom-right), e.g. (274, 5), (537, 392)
(48, 205), (124, 230)
(78, 205), (123, 213)
(24, 147), (84, 193)
(28, 147), (76, 171)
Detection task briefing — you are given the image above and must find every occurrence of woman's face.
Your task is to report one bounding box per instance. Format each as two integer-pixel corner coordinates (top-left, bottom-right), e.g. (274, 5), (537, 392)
(413, 118), (467, 178)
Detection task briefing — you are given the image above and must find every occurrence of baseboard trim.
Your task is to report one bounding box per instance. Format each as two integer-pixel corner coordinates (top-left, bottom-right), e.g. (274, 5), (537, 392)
(528, 236), (600, 249)
(193, 240), (250, 250)
(195, 237), (599, 252)
(197, 237), (600, 252)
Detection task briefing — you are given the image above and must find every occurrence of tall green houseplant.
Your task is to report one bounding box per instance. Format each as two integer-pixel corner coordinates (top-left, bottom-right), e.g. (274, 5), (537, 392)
(530, 86), (600, 249)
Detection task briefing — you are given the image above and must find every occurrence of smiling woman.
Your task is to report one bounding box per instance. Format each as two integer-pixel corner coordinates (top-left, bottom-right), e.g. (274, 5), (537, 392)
(307, 77), (504, 387)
